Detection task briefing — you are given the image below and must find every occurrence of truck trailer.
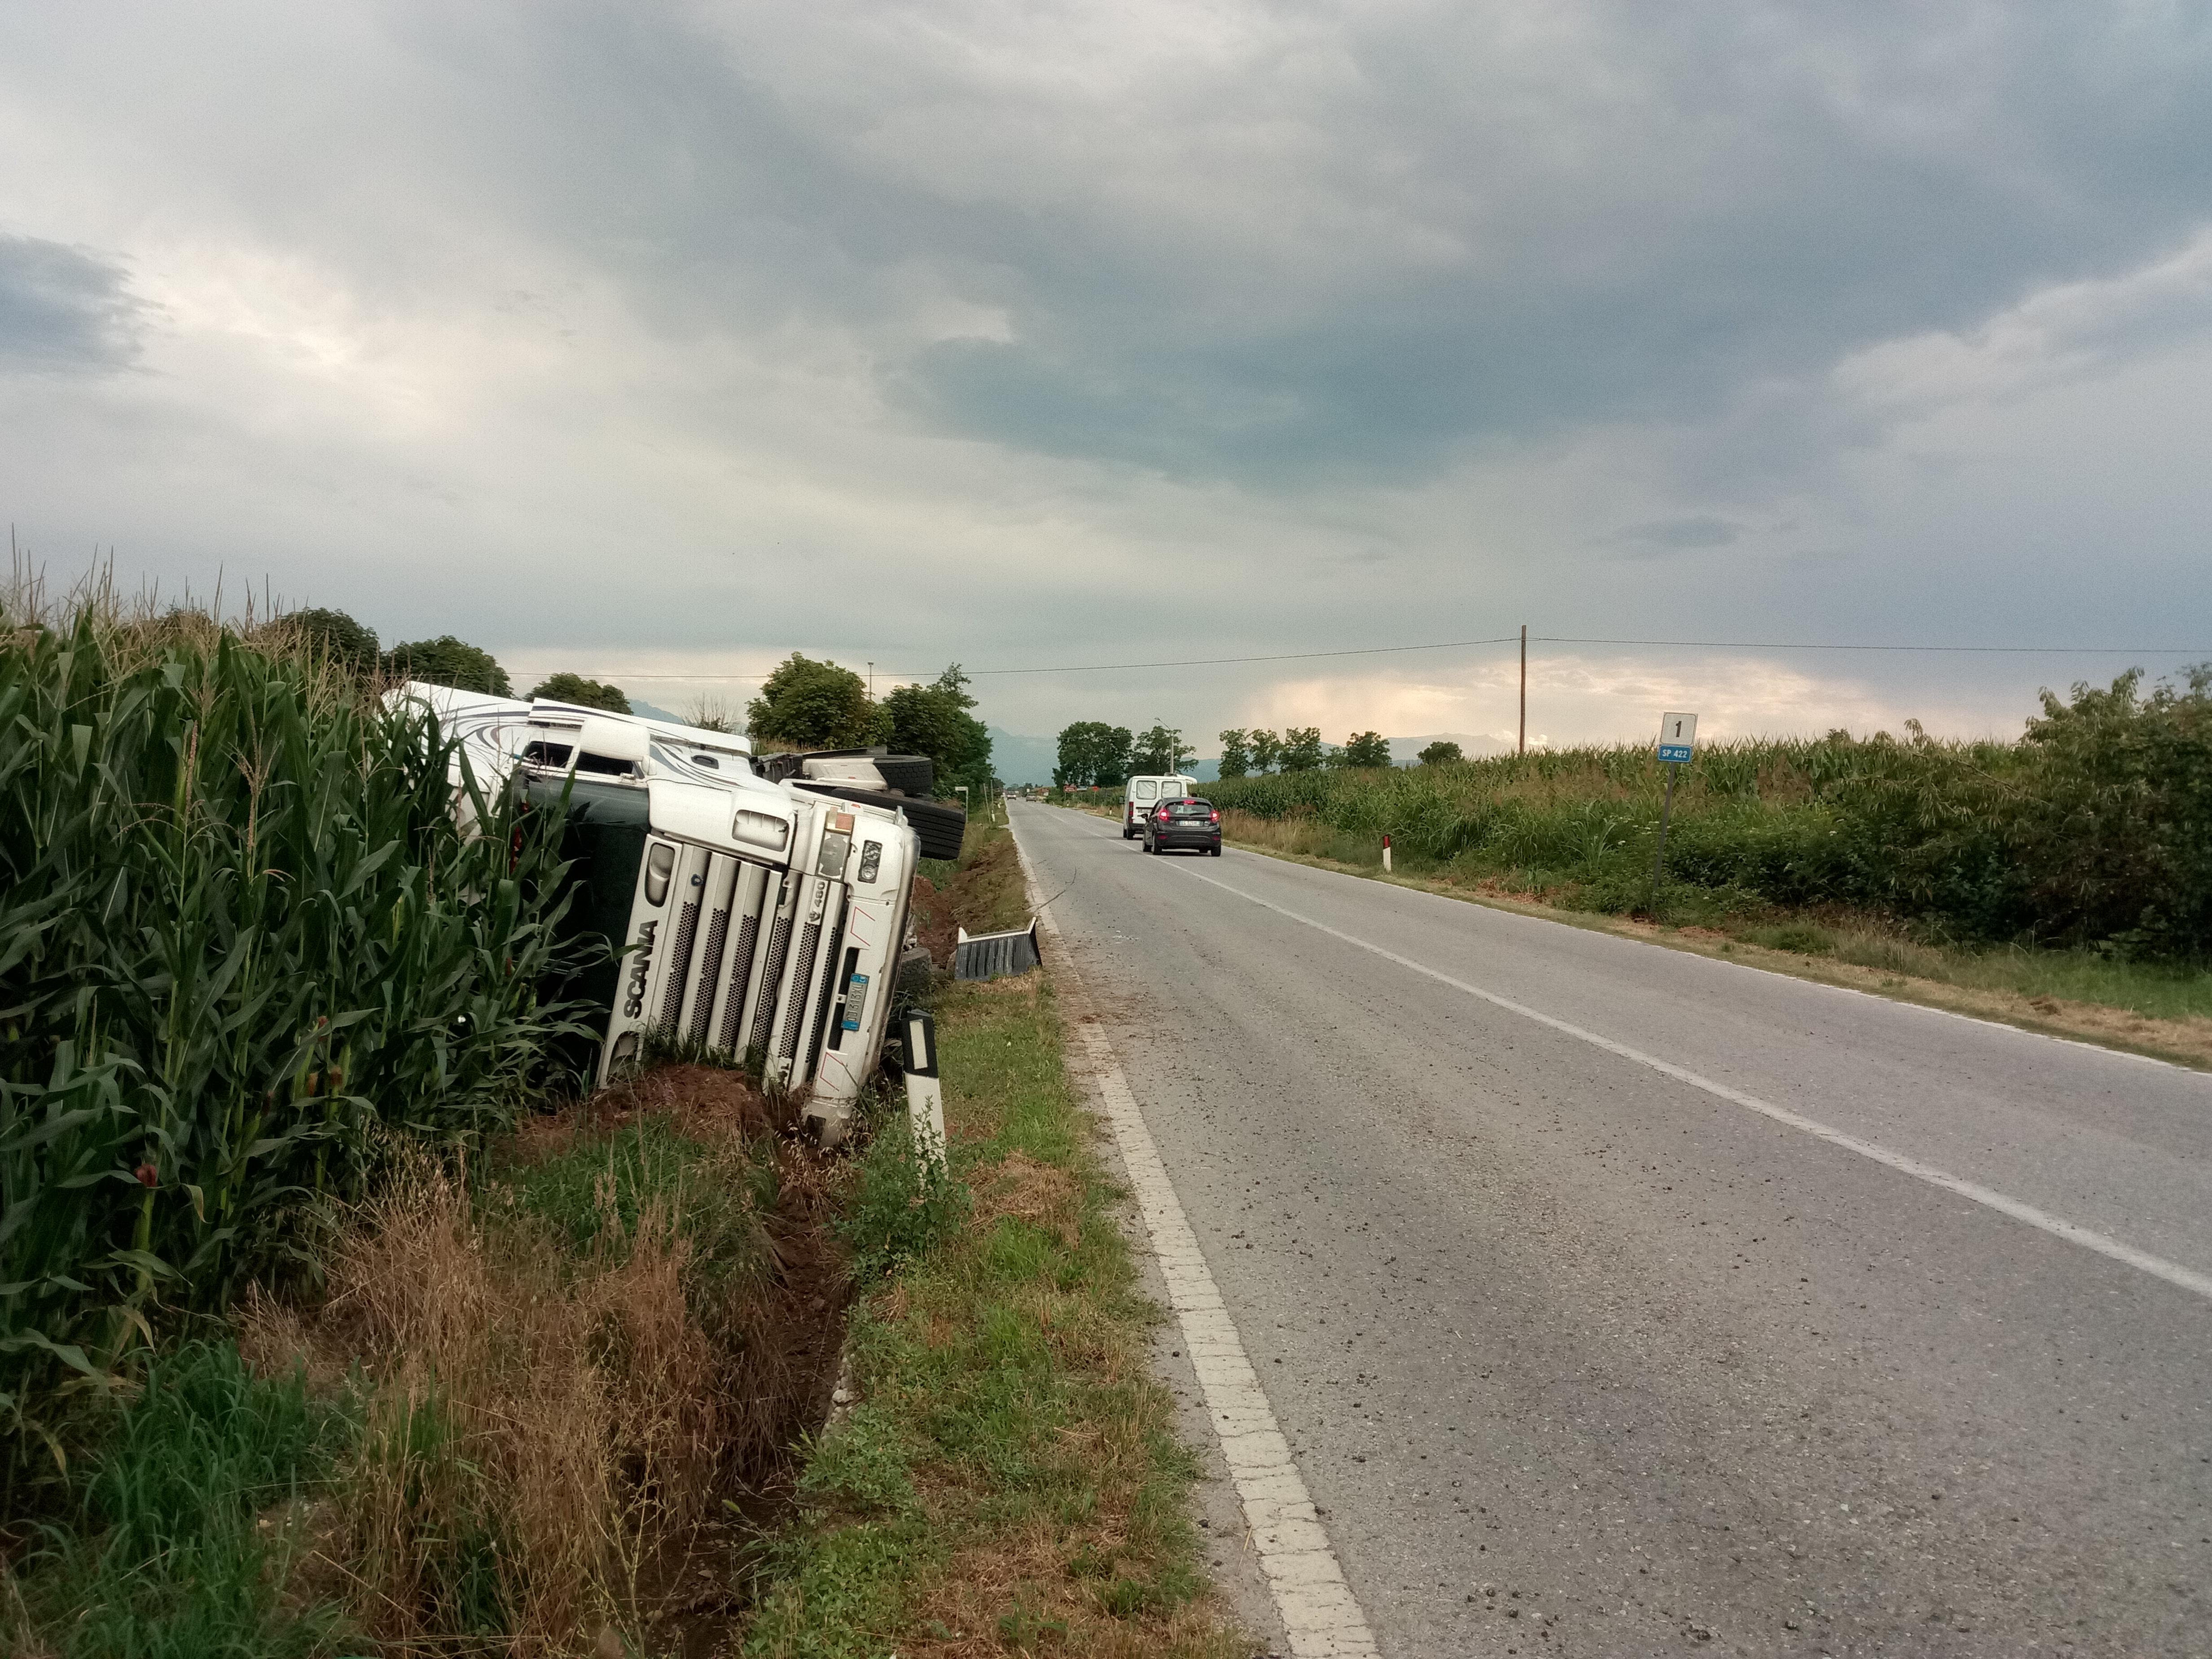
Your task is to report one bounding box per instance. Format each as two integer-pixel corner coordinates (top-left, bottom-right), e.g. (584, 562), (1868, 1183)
(393, 685), (949, 1144)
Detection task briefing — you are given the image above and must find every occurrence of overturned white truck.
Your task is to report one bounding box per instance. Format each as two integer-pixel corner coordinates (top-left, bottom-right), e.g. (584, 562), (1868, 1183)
(395, 685), (960, 1144)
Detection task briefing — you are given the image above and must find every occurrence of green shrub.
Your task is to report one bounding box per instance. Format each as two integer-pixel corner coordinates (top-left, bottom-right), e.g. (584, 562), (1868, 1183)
(525, 672), (631, 714)
(836, 1110), (967, 1283)
(1205, 671), (2212, 957)
(381, 635), (510, 695)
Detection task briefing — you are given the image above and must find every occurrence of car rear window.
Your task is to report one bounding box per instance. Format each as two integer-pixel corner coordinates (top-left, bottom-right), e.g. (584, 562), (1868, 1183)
(1168, 799), (1212, 816)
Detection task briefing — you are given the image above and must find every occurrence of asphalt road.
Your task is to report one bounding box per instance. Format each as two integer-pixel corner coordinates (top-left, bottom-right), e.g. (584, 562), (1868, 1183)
(1009, 801), (2212, 1659)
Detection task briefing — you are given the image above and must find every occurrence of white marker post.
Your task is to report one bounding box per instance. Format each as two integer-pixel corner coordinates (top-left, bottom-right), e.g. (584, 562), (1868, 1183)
(901, 1008), (948, 1173)
(1382, 833), (1392, 873)
(1650, 711), (1698, 911)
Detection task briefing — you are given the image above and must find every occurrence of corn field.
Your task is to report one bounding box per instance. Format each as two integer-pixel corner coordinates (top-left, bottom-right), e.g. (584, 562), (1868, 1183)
(1201, 670), (2212, 954)
(0, 585), (587, 1456)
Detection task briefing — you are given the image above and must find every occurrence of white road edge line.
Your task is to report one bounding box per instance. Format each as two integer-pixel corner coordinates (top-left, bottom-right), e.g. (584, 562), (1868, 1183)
(1161, 861), (2212, 1307)
(1010, 816), (1383, 1659)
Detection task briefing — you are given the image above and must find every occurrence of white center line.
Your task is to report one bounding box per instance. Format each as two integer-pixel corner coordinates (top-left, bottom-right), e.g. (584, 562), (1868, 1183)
(1164, 859), (2212, 1306)
(1013, 816), (1382, 1659)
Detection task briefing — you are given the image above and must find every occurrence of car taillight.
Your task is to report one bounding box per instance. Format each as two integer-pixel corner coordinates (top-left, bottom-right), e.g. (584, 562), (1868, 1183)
(1210, 810), (1220, 824)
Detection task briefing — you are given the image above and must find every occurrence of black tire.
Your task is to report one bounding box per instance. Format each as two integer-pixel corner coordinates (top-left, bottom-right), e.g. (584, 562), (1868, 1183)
(871, 754), (935, 797)
(1210, 844), (1221, 856)
(788, 781), (965, 860)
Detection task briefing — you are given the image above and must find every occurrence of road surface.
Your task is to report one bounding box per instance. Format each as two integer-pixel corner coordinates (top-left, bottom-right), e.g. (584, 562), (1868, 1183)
(1009, 801), (2212, 1658)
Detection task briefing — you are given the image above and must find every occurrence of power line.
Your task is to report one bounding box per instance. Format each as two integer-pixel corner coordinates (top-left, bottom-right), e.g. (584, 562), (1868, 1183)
(1535, 636), (2209, 654)
(505, 632), (2207, 685)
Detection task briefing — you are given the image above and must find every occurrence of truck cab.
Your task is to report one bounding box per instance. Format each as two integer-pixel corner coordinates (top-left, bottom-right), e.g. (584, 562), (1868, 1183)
(393, 685), (929, 1145)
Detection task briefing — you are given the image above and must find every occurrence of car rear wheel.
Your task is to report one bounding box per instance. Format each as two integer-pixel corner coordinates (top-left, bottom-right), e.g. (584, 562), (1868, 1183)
(1210, 844), (1221, 856)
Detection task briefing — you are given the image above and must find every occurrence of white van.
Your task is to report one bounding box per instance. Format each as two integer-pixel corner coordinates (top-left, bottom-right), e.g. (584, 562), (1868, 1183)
(1122, 774), (1198, 838)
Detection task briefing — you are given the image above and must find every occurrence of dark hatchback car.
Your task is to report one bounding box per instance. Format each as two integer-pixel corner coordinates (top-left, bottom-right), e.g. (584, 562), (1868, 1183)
(1143, 795), (1222, 856)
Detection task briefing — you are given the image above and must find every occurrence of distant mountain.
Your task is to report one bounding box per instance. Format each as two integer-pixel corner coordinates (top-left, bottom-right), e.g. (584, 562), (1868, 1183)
(628, 698), (686, 724)
(988, 726), (1059, 787)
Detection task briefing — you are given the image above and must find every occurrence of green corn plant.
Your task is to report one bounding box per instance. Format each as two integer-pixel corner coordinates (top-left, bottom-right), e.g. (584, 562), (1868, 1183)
(1, 592), (593, 1470)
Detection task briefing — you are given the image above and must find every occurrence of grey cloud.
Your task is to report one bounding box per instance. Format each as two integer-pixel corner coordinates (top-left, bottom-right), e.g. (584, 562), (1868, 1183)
(1610, 517), (1742, 557)
(5, 0), (2212, 727)
(0, 234), (145, 375)
(46, 2), (2207, 490)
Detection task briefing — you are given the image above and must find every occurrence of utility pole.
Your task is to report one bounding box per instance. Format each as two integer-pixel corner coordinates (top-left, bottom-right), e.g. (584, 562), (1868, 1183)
(867, 661), (874, 702)
(1518, 624), (1527, 756)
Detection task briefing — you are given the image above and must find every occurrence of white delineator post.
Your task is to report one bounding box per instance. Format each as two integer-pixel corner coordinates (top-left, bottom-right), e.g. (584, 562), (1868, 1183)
(1381, 834), (1391, 874)
(901, 1008), (947, 1171)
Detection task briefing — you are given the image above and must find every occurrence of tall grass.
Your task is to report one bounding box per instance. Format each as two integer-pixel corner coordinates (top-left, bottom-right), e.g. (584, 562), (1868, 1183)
(0, 575), (586, 1466)
(10, 1341), (356, 1659)
(1201, 670), (2212, 955)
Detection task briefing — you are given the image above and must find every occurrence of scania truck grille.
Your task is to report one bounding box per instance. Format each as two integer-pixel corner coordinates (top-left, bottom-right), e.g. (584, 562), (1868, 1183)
(689, 905), (729, 1045)
(658, 898), (701, 1038)
(719, 911), (761, 1050)
(779, 919), (823, 1059)
(750, 914), (793, 1053)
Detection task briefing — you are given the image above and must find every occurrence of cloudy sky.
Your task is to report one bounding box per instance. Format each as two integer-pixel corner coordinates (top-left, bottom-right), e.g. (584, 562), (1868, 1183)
(4, 1), (2209, 765)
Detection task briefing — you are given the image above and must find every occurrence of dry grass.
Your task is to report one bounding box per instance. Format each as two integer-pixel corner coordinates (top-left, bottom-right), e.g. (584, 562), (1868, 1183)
(243, 1156), (690, 1648)
(1216, 808), (1333, 859)
(234, 1068), (850, 1655)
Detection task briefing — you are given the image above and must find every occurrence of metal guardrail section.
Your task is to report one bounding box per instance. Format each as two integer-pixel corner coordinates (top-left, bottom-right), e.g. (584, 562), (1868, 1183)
(954, 918), (1041, 981)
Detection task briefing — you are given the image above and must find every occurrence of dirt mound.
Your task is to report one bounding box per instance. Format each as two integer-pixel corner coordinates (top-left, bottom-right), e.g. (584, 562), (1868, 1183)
(910, 872), (958, 967)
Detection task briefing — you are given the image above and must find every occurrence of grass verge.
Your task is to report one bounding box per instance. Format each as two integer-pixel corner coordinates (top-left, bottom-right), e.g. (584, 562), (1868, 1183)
(742, 824), (1247, 1658)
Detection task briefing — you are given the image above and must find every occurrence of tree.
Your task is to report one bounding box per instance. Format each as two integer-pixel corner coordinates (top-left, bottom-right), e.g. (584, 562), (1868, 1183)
(1340, 730), (1392, 768)
(1417, 739), (1464, 766)
(286, 606), (379, 679)
(883, 664), (994, 800)
(527, 672), (631, 714)
(1055, 721), (1134, 789)
(1279, 726), (1324, 772)
(685, 695), (736, 733)
(1248, 729), (1281, 774)
(1132, 723), (1190, 775)
(1217, 729), (1251, 779)
(746, 654), (874, 749)
(383, 635), (511, 696)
